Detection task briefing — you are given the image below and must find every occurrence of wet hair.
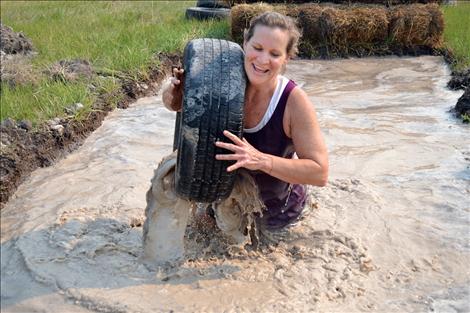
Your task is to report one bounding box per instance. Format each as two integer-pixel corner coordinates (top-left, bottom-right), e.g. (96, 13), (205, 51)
(243, 11), (301, 58)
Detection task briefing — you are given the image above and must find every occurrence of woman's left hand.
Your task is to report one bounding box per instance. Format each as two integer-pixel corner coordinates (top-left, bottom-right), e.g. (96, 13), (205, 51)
(215, 130), (271, 173)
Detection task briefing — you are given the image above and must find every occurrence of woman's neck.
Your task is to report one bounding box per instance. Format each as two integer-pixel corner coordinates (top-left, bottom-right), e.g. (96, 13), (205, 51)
(245, 76), (279, 105)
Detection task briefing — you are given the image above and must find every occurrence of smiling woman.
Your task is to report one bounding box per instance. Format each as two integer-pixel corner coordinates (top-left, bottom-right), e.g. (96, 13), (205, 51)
(164, 11), (328, 230)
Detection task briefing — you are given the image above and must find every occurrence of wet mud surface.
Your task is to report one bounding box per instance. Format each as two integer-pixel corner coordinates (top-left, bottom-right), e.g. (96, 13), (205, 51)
(1, 56), (469, 312)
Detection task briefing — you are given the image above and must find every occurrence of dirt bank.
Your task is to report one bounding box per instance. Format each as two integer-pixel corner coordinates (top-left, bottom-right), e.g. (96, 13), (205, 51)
(447, 67), (470, 121)
(0, 53), (181, 208)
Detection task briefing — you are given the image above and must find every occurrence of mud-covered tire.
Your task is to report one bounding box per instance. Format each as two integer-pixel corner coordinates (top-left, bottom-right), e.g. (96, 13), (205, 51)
(185, 7), (230, 20)
(175, 38), (246, 203)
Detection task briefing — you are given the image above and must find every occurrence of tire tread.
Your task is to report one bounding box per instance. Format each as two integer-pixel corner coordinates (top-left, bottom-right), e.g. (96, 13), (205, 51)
(176, 38), (245, 202)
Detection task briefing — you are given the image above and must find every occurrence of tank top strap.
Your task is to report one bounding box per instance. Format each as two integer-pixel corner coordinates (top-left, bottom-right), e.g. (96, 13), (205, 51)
(271, 79), (297, 138)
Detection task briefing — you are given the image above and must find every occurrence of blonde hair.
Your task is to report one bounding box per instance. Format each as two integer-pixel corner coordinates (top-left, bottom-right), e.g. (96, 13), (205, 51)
(243, 11), (301, 58)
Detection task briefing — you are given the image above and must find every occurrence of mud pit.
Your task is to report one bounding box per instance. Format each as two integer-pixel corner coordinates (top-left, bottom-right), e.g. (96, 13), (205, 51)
(1, 56), (469, 313)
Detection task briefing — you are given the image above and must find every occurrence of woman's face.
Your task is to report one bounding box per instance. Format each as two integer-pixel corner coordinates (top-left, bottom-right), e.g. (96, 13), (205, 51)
(243, 25), (289, 87)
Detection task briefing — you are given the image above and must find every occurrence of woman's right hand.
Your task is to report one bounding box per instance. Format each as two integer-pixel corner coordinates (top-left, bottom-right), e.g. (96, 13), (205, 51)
(162, 67), (184, 111)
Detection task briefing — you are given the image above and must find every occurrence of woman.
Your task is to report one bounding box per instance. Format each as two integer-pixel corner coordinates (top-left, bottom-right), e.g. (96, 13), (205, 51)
(163, 12), (328, 229)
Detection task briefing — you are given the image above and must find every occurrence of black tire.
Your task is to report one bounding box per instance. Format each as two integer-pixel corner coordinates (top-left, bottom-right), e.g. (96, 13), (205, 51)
(175, 38), (246, 203)
(197, 0), (230, 8)
(185, 7), (230, 20)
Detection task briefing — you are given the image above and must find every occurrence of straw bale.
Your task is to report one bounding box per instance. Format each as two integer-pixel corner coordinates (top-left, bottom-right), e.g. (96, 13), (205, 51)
(389, 3), (443, 48)
(231, 0), (442, 5)
(291, 4), (323, 56)
(231, 2), (444, 57)
(317, 6), (388, 56)
(231, 3), (286, 43)
(326, 0), (442, 4)
(426, 3), (445, 47)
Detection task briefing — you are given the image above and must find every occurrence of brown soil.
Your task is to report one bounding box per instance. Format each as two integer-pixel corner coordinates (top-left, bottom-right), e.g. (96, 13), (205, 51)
(448, 67), (470, 90)
(0, 52), (182, 208)
(454, 87), (470, 120)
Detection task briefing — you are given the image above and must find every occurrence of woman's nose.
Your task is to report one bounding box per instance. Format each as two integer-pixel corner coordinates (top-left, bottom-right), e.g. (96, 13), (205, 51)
(258, 52), (269, 65)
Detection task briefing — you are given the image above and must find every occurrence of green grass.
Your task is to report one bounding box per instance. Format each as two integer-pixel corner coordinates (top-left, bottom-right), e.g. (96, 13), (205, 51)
(462, 113), (470, 123)
(2, 80), (95, 123)
(0, 1), (230, 125)
(442, 1), (470, 71)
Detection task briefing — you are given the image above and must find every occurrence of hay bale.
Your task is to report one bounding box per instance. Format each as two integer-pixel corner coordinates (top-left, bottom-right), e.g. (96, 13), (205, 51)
(231, 2), (443, 57)
(231, 3), (305, 44)
(389, 3), (443, 49)
(230, 3), (275, 43)
(314, 5), (389, 56)
(294, 4), (325, 56)
(231, 0), (442, 5)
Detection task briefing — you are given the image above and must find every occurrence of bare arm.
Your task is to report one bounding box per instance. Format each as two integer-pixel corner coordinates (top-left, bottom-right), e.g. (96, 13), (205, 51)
(215, 87), (329, 186)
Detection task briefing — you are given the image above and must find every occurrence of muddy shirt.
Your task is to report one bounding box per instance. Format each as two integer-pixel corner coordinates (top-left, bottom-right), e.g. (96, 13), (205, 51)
(244, 76), (307, 229)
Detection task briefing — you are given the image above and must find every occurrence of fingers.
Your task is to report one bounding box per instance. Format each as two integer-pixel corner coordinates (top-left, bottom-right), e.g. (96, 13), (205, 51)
(171, 67), (184, 88)
(222, 130), (243, 145)
(215, 153), (240, 161)
(170, 76), (181, 86)
(215, 141), (239, 152)
(172, 67), (184, 79)
(227, 162), (243, 172)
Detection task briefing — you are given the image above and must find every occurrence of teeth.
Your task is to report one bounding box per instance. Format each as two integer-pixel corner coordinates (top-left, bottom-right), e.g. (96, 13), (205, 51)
(253, 64), (268, 73)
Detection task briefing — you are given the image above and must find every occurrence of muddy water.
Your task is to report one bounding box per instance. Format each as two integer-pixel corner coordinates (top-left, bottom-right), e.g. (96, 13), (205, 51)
(1, 56), (469, 313)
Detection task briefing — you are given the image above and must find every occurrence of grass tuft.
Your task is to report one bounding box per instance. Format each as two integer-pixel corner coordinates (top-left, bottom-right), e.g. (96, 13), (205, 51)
(442, 2), (470, 71)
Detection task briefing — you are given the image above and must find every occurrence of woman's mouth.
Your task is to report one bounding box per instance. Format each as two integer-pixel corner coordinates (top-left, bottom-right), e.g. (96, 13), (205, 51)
(252, 64), (269, 74)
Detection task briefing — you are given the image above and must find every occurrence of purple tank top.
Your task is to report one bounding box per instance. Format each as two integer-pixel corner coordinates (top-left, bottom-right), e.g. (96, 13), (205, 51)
(244, 78), (307, 229)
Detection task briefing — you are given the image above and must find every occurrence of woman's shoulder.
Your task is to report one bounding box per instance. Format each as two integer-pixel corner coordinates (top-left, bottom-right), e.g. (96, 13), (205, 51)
(283, 79), (318, 138)
(276, 75), (312, 111)
(286, 81), (310, 107)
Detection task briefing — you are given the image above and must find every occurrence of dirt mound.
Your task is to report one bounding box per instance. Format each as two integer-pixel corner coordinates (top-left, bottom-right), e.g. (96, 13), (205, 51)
(0, 53), (181, 209)
(45, 59), (95, 82)
(0, 53), (39, 88)
(448, 67), (470, 90)
(454, 87), (470, 120)
(0, 23), (34, 55)
(231, 3), (444, 58)
(0, 24), (37, 88)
